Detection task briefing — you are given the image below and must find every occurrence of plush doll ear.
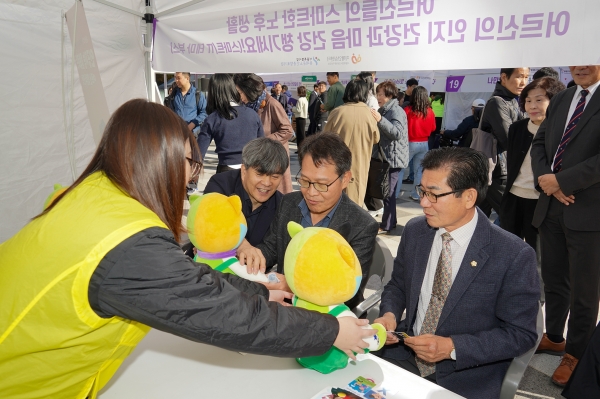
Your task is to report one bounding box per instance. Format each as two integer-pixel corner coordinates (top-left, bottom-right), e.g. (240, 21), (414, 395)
(53, 183), (63, 190)
(338, 244), (355, 269)
(287, 221), (304, 238)
(228, 195), (242, 214)
(189, 194), (202, 206)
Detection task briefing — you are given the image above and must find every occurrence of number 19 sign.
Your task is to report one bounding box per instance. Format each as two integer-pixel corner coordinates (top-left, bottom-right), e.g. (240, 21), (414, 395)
(445, 76), (465, 92)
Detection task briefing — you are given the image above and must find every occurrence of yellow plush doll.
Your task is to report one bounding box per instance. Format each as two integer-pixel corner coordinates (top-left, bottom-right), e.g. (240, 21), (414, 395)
(187, 193), (269, 283)
(284, 221), (386, 374)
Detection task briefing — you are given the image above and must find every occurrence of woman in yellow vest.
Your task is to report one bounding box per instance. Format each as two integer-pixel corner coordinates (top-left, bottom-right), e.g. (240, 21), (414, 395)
(0, 99), (374, 399)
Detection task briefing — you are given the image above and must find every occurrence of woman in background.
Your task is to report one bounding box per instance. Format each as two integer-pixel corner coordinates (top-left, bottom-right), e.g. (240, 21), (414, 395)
(234, 73), (294, 193)
(324, 80), (380, 206)
(368, 81), (408, 234)
(404, 86), (436, 201)
(500, 77), (565, 299)
(197, 74), (264, 173)
(293, 85), (309, 151)
(356, 71), (379, 110)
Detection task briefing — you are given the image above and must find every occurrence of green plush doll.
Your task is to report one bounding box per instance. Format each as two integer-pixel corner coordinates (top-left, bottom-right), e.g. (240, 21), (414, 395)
(284, 222), (386, 374)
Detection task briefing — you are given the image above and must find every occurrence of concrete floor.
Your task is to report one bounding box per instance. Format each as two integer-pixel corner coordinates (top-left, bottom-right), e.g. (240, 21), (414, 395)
(197, 140), (592, 399)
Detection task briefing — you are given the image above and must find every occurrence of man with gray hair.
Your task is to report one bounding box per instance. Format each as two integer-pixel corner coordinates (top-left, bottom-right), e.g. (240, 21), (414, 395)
(203, 138), (289, 246)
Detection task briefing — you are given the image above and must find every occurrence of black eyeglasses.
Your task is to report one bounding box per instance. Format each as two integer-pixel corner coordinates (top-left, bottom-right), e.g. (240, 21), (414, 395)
(415, 185), (461, 203)
(186, 157), (202, 180)
(296, 172), (342, 193)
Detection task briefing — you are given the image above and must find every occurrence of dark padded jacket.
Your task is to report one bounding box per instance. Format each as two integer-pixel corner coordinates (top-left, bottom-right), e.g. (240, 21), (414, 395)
(88, 227), (338, 357)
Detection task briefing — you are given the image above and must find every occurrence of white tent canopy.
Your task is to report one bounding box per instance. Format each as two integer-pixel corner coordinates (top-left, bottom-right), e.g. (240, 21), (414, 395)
(1, 0), (599, 241)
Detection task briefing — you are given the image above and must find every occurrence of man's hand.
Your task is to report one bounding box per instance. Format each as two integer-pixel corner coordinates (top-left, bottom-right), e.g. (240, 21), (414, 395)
(373, 312), (398, 345)
(268, 290), (293, 306)
(236, 239), (266, 275)
(370, 108), (382, 122)
(260, 273), (291, 293)
(538, 174), (560, 196)
(187, 122), (196, 132)
(404, 334), (454, 363)
(333, 317), (375, 360)
(552, 189), (575, 206)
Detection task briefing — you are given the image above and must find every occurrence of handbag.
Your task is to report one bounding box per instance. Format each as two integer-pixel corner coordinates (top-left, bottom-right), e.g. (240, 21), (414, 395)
(366, 144), (390, 200)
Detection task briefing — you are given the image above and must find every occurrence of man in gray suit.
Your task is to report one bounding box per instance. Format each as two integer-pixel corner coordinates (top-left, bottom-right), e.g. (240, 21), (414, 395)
(237, 132), (379, 309)
(374, 148), (539, 399)
(531, 65), (600, 386)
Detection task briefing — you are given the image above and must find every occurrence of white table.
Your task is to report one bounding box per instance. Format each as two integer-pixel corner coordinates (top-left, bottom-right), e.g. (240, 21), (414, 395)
(100, 329), (464, 399)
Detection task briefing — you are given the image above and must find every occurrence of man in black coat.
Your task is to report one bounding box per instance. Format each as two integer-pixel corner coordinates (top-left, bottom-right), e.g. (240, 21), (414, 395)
(307, 83), (320, 136)
(203, 138), (288, 246)
(531, 65), (600, 387)
(237, 133), (379, 309)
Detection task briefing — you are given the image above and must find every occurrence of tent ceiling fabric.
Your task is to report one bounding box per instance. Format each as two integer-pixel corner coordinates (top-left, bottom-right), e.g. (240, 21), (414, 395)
(152, 0), (600, 73)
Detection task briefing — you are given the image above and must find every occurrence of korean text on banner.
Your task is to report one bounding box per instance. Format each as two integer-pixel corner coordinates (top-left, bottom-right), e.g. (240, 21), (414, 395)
(152, 0), (600, 73)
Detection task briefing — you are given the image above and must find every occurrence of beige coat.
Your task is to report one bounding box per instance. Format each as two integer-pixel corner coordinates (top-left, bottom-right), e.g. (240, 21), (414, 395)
(258, 94), (294, 194)
(324, 102), (380, 206)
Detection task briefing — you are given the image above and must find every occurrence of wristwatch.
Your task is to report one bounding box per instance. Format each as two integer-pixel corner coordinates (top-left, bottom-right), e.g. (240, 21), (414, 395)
(450, 346), (456, 360)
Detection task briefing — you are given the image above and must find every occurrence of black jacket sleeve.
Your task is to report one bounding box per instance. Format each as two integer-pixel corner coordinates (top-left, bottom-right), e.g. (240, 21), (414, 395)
(88, 227), (338, 357)
(443, 116), (475, 140)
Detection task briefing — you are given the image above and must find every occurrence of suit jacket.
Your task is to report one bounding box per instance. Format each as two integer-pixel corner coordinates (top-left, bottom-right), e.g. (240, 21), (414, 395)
(503, 118), (534, 196)
(379, 209), (539, 399)
(203, 169), (282, 246)
(257, 191), (379, 309)
(530, 86), (600, 230)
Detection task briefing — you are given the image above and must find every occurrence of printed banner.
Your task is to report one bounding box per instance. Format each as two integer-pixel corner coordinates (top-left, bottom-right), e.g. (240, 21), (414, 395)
(153, 0), (600, 73)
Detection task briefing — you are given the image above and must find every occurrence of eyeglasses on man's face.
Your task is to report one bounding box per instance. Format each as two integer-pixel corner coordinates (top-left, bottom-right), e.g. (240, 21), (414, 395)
(186, 157), (202, 180)
(296, 172), (342, 193)
(415, 185), (461, 203)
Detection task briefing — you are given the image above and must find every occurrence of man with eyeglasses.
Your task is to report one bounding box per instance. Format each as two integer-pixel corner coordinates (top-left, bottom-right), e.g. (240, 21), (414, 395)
(236, 133), (378, 309)
(373, 147), (539, 399)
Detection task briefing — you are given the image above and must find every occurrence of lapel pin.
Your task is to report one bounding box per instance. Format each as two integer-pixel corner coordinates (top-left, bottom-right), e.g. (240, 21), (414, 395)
(470, 261), (477, 267)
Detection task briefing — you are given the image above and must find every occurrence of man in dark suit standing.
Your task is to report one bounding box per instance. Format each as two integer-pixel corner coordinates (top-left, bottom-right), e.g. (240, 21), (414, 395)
(237, 133), (379, 309)
(374, 148), (539, 399)
(307, 83), (320, 136)
(530, 65), (600, 386)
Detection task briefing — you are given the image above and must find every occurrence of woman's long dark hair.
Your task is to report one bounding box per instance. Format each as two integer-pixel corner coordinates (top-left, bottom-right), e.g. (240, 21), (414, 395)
(206, 74), (242, 120)
(37, 99), (200, 242)
(409, 86), (430, 118)
(233, 73), (265, 102)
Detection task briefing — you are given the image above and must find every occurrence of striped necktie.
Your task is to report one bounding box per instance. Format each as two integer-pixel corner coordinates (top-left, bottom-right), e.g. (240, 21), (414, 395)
(553, 89), (590, 173)
(416, 232), (453, 377)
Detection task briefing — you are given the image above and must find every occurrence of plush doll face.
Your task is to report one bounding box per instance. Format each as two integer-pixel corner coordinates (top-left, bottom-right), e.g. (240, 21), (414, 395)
(187, 193), (247, 253)
(284, 222), (362, 306)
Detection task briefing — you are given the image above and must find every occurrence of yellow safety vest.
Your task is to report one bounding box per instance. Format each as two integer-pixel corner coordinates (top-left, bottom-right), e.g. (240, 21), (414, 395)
(0, 172), (167, 399)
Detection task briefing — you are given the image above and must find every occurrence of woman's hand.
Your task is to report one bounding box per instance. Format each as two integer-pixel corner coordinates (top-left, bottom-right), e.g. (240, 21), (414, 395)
(373, 312), (398, 345)
(260, 273), (291, 293)
(370, 108), (382, 122)
(333, 317), (375, 360)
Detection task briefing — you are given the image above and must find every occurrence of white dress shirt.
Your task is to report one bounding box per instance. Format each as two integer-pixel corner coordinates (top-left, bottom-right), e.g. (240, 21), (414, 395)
(552, 80), (600, 170)
(414, 210), (479, 335)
